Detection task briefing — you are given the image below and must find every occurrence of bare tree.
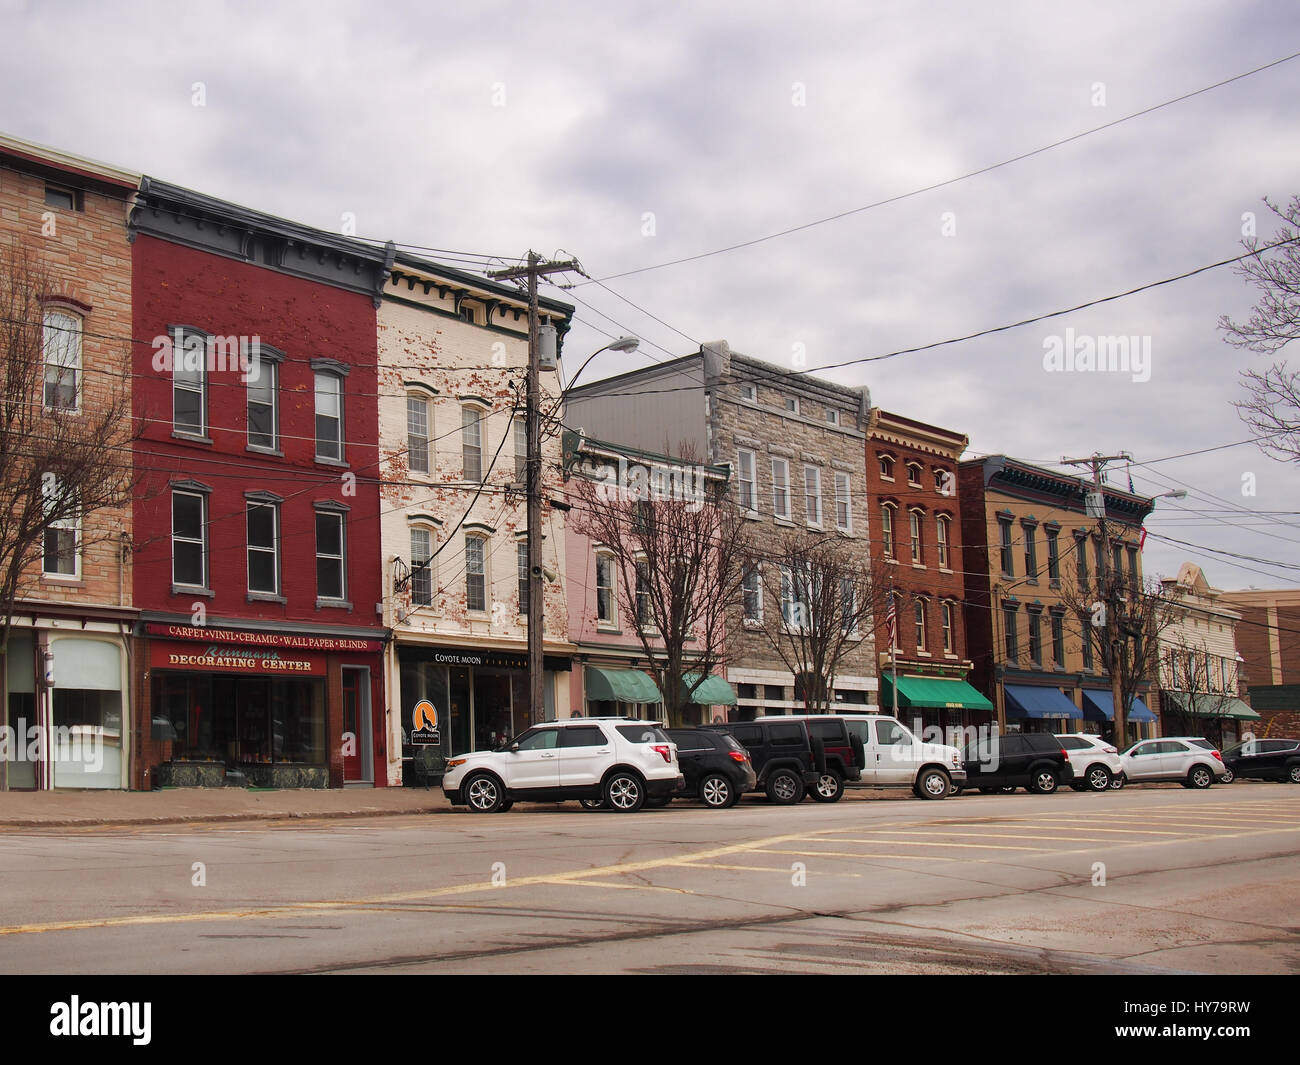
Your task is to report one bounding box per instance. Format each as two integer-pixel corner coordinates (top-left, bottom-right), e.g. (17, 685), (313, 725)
(1219, 195), (1300, 462)
(1158, 634), (1241, 746)
(749, 528), (887, 713)
(0, 236), (136, 785)
(570, 447), (750, 726)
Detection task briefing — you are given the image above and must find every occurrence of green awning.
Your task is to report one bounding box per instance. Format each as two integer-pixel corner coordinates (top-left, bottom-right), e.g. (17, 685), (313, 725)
(682, 673), (737, 705)
(879, 675), (994, 711)
(584, 666), (662, 704)
(1163, 692), (1260, 721)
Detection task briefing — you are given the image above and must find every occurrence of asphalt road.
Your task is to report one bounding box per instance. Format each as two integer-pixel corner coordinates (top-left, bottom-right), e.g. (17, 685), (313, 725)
(1, 784), (1297, 974)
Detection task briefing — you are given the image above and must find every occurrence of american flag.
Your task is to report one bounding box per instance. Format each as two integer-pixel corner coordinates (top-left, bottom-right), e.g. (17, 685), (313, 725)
(1139, 526), (1148, 551)
(885, 594), (897, 648)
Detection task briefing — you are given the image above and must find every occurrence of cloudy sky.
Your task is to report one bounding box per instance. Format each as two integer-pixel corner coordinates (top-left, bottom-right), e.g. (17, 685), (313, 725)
(3, 0), (1299, 590)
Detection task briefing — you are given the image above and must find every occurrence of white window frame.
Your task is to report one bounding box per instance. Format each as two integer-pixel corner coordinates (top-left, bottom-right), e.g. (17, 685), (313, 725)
(739, 382), (757, 402)
(824, 408), (839, 426)
(595, 550), (617, 627)
(314, 371), (344, 461)
(784, 395), (800, 416)
(881, 502), (896, 559)
(315, 509), (347, 602)
(407, 393), (431, 475)
(743, 565), (763, 623)
(465, 534), (487, 613)
(906, 462), (923, 487)
(246, 500), (280, 596)
(942, 601), (955, 653)
(173, 326), (208, 437)
(517, 541), (530, 615)
(43, 310), (82, 412)
(462, 406), (484, 482)
(915, 598), (927, 650)
(804, 465), (822, 527)
(41, 474), (79, 578)
(409, 526), (434, 607)
(514, 416), (527, 482)
(172, 489), (208, 590)
(936, 515), (950, 568)
(635, 556), (654, 631)
(246, 346), (280, 452)
(878, 454), (895, 481)
(772, 458), (790, 520)
(736, 449), (756, 513)
(834, 472), (852, 532)
(909, 508), (923, 564)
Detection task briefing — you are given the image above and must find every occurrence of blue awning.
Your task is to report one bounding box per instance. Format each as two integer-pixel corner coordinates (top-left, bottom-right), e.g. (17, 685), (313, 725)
(1004, 684), (1083, 720)
(1082, 689), (1156, 723)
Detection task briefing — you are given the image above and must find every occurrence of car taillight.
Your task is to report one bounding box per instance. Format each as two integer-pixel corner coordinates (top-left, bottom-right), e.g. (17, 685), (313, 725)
(1061, 750), (1070, 760)
(1212, 750), (1223, 761)
(652, 744), (672, 763)
(729, 750), (749, 763)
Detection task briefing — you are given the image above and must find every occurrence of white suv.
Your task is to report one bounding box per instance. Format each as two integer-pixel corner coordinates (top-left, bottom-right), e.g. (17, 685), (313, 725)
(1120, 737), (1226, 789)
(442, 718), (683, 813)
(1055, 733), (1124, 792)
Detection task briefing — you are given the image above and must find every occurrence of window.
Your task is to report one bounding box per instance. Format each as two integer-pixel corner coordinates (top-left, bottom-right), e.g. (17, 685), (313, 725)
(514, 417), (527, 481)
(1024, 524), (1038, 579)
(1127, 545), (1139, 585)
(1051, 614), (1064, 668)
(881, 503), (895, 558)
(636, 559), (652, 628)
(41, 474), (78, 577)
(315, 510), (346, 601)
(804, 465), (822, 525)
(1093, 536), (1105, 581)
(459, 304), (475, 324)
(906, 462), (922, 487)
(518, 542), (530, 614)
(465, 535), (487, 612)
(825, 408), (840, 426)
(172, 327), (207, 435)
(780, 566), (809, 629)
(247, 347), (279, 451)
(936, 515), (950, 568)
(1075, 535), (1089, 588)
(44, 184), (79, 210)
(743, 566), (762, 622)
(246, 501), (279, 595)
(1046, 528), (1060, 582)
(314, 371), (343, 460)
(462, 407), (483, 482)
(909, 509), (923, 564)
(840, 577), (856, 635)
(878, 454), (894, 480)
(772, 458), (790, 519)
(736, 449), (756, 512)
(43, 311), (81, 411)
(1028, 610), (1042, 666)
(999, 517), (1014, 576)
(1112, 542), (1123, 574)
(914, 598), (927, 650)
(1003, 606), (1019, 662)
(410, 527), (433, 606)
(942, 601), (955, 653)
(407, 394), (430, 474)
(172, 490), (207, 589)
(1081, 616), (1094, 670)
(596, 552), (616, 625)
(834, 472), (851, 532)
(739, 382), (757, 402)
(784, 396), (799, 415)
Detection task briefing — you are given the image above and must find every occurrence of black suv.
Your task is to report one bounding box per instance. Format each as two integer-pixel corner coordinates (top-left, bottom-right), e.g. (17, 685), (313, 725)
(665, 729), (758, 808)
(1221, 738), (1300, 784)
(704, 717), (858, 804)
(959, 733), (1074, 794)
(757, 714), (864, 801)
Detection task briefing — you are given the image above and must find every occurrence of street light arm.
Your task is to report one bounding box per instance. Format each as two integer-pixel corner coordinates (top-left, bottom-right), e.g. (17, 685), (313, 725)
(559, 336), (640, 397)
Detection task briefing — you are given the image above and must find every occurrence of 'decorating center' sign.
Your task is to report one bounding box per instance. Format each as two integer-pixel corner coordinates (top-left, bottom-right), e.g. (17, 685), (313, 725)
(410, 699), (440, 745)
(150, 641), (327, 676)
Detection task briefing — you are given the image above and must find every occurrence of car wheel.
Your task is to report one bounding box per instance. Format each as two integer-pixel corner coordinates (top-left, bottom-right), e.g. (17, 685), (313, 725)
(810, 771), (844, 803)
(1000, 786), (1017, 794)
(917, 769), (951, 800)
(498, 800), (514, 812)
(949, 784), (963, 797)
(1187, 765), (1214, 790)
(604, 771), (645, 812)
(464, 773), (504, 813)
(1220, 766), (1235, 784)
(1028, 769), (1058, 795)
(1084, 764), (1113, 792)
(1288, 764), (1300, 784)
(700, 773), (733, 809)
(765, 769), (804, 805)
(1109, 772), (1125, 790)
(579, 798), (605, 811)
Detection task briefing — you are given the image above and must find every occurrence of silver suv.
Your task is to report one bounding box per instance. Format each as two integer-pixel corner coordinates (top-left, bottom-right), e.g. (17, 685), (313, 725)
(1120, 736), (1225, 789)
(442, 718), (683, 813)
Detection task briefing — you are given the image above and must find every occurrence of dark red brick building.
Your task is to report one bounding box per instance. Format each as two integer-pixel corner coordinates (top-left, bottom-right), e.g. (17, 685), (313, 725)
(128, 179), (393, 788)
(864, 409), (991, 738)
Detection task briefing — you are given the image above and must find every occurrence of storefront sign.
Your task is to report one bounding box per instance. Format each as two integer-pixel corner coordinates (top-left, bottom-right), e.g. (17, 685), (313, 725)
(144, 623), (382, 654)
(407, 646), (571, 671)
(410, 699), (440, 745)
(150, 640), (326, 676)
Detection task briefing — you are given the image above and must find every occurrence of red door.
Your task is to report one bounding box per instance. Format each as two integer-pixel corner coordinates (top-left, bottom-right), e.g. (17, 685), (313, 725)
(342, 669), (363, 782)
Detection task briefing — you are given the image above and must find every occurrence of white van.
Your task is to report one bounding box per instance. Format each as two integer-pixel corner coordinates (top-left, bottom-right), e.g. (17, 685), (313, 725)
(841, 715), (966, 799)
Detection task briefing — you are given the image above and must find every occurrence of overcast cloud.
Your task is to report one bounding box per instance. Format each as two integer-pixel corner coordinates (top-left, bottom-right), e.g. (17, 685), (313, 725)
(3, 0), (1298, 589)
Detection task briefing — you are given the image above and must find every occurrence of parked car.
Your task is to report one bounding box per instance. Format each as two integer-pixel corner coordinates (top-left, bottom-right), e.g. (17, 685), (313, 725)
(664, 728), (757, 808)
(1119, 737), (1225, 789)
(702, 719), (823, 804)
(442, 718), (682, 813)
(1056, 733), (1123, 792)
(838, 714), (965, 799)
(1219, 738), (1300, 784)
(755, 714), (864, 801)
(958, 733), (1074, 794)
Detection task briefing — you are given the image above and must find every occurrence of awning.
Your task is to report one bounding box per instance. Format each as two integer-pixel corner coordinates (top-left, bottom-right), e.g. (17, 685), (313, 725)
(682, 673), (737, 705)
(584, 666), (662, 704)
(1161, 691), (1260, 721)
(1004, 684), (1083, 720)
(878, 675), (994, 711)
(1082, 689), (1157, 723)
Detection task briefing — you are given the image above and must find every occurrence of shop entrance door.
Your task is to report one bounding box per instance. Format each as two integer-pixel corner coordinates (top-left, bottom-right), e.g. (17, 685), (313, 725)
(342, 667), (373, 784)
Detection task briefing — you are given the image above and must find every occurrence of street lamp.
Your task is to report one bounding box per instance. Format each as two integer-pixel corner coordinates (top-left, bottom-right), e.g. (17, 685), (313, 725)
(558, 335), (640, 395)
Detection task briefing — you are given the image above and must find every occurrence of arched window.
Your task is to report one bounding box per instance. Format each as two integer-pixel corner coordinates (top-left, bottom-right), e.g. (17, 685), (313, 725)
(936, 515), (950, 568)
(43, 309), (82, 411)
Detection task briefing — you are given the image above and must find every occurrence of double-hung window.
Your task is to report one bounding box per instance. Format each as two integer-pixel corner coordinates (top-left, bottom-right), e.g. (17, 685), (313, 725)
(914, 598), (927, 650)
(1046, 528), (1060, 583)
(999, 518), (1015, 576)
(743, 565), (762, 622)
(172, 488), (208, 589)
(465, 535), (487, 612)
(315, 507), (347, 602)
(636, 559), (652, 628)
(909, 509), (923, 564)
(517, 542), (530, 614)
(314, 368), (345, 461)
(881, 503), (895, 558)
(407, 394), (431, 474)
(804, 465), (822, 526)
(410, 526), (433, 606)
(41, 474), (78, 577)
(936, 515), (950, 568)
(1024, 524), (1038, 579)
(834, 472), (851, 532)
(942, 601), (955, 653)
(462, 407), (483, 482)
(596, 552), (616, 626)
(1028, 610), (1043, 666)
(247, 345), (281, 451)
(43, 311), (82, 411)
(840, 577), (856, 635)
(771, 458), (790, 520)
(246, 497), (280, 596)
(514, 417), (527, 481)
(1051, 613), (1065, 669)
(173, 326), (208, 436)
(736, 450), (756, 513)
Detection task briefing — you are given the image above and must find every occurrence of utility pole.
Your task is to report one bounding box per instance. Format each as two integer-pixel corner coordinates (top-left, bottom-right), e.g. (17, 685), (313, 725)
(1062, 451), (1132, 745)
(488, 252), (579, 726)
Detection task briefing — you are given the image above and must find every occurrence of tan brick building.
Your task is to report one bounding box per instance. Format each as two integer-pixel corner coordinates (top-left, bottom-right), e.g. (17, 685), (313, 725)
(0, 134), (139, 789)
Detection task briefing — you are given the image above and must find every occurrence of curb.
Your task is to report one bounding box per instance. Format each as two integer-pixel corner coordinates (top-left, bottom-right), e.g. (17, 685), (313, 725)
(0, 805), (448, 830)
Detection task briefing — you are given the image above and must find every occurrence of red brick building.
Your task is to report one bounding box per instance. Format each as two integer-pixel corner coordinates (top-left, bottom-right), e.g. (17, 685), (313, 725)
(1219, 588), (1300, 738)
(128, 179), (393, 788)
(865, 409), (991, 737)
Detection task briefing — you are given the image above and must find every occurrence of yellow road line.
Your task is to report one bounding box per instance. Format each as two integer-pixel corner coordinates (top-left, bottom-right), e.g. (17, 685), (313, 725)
(785, 838), (1048, 851)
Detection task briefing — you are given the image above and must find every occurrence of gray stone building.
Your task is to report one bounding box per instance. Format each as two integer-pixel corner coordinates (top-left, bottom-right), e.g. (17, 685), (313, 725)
(564, 340), (876, 716)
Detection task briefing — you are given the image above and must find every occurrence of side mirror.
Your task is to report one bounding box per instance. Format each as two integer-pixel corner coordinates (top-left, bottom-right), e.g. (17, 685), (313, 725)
(508, 742), (521, 753)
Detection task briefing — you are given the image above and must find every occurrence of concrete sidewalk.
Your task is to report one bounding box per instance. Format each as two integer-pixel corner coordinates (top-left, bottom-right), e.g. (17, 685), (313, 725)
(0, 785), (451, 828)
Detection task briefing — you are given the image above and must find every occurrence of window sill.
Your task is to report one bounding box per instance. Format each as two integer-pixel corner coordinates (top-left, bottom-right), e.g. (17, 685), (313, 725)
(880, 476), (895, 483)
(247, 592), (287, 604)
(939, 567), (954, 575)
(314, 456), (349, 469)
(596, 624), (622, 634)
(315, 598), (353, 610)
(172, 431), (213, 445)
(173, 585), (214, 598)
(743, 510), (761, 522)
(246, 444), (284, 458)
(773, 516), (794, 527)
(40, 574), (83, 585)
(885, 557), (899, 565)
(743, 618), (764, 629)
(916, 650), (933, 658)
(944, 653), (959, 660)
(806, 521), (824, 531)
(912, 563), (926, 570)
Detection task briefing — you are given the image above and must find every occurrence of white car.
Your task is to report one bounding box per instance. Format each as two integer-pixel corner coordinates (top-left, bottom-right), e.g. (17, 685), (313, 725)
(442, 718), (683, 813)
(1120, 737), (1226, 789)
(1055, 733), (1124, 792)
(841, 715), (966, 799)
